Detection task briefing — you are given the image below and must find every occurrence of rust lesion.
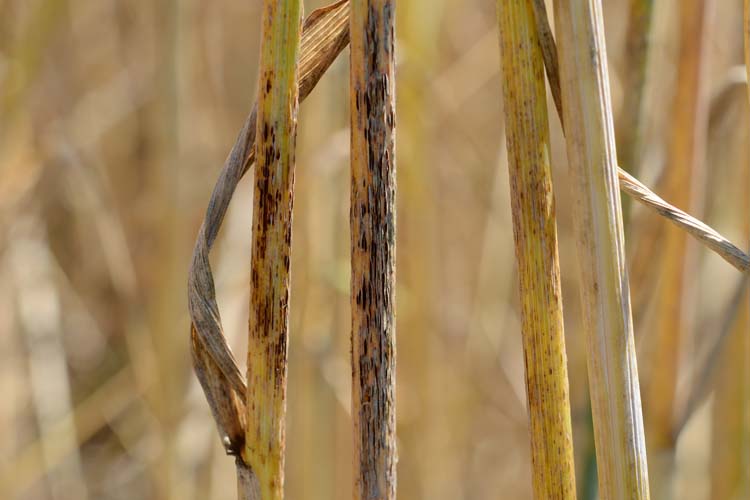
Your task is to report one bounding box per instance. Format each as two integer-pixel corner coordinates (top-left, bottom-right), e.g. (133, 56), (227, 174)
(350, 1), (397, 499)
(187, 2), (354, 499)
(244, 0), (301, 498)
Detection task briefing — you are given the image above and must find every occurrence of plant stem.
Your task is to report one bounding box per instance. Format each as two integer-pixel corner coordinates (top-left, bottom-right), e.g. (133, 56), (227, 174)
(616, 0), (654, 177)
(497, 1), (577, 498)
(645, 1), (711, 496)
(617, 0), (654, 225)
(349, 0), (397, 498)
(710, 39), (750, 493)
(710, 293), (750, 500)
(553, 0), (650, 498)
(245, 0), (302, 498)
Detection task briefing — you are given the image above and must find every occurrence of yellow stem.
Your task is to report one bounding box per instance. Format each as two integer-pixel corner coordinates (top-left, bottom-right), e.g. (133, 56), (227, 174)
(497, 1), (577, 498)
(245, 0), (302, 498)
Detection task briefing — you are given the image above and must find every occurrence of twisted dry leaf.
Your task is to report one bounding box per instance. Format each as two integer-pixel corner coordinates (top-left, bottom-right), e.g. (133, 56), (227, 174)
(618, 169), (750, 272)
(187, 0), (349, 453)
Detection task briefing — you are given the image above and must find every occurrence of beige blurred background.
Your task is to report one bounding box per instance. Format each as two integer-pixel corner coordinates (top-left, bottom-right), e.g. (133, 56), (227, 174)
(1, 0), (748, 499)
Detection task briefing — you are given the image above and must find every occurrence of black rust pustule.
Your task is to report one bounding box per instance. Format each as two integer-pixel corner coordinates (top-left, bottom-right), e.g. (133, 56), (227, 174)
(350, 1), (397, 499)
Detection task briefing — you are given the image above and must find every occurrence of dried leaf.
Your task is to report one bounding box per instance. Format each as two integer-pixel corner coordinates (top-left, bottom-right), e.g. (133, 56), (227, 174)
(187, 0), (349, 453)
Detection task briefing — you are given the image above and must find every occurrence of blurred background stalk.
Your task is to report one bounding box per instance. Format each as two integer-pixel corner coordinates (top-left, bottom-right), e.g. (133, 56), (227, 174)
(149, 1), (190, 498)
(616, 0), (654, 226)
(709, 17), (750, 496)
(396, 0), (453, 497)
(644, 1), (712, 497)
(616, 0), (654, 180)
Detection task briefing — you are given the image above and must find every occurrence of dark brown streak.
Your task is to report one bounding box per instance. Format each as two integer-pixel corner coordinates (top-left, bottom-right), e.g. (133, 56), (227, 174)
(350, 1), (397, 499)
(187, 0), (350, 456)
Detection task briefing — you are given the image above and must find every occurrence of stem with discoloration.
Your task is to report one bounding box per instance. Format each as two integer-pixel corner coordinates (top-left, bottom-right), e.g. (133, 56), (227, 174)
(498, 1), (577, 498)
(553, 1), (650, 498)
(245, 0), (302, 498)
(188, 3), (350, 497)
(349, 1), (397, 498)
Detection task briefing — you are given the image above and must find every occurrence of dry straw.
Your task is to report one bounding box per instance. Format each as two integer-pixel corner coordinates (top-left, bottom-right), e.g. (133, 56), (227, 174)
(552, 0), (650, 497)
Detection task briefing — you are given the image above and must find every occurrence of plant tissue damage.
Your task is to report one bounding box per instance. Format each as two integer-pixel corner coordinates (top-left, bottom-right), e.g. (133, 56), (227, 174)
(188, 0), (349, 455)
(185, 1), (750, 499)
(350, 1), (397, 499)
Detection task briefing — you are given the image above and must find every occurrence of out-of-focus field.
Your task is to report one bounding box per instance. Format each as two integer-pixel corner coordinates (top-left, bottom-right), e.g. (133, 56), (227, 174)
(1, 1), (747, 499)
